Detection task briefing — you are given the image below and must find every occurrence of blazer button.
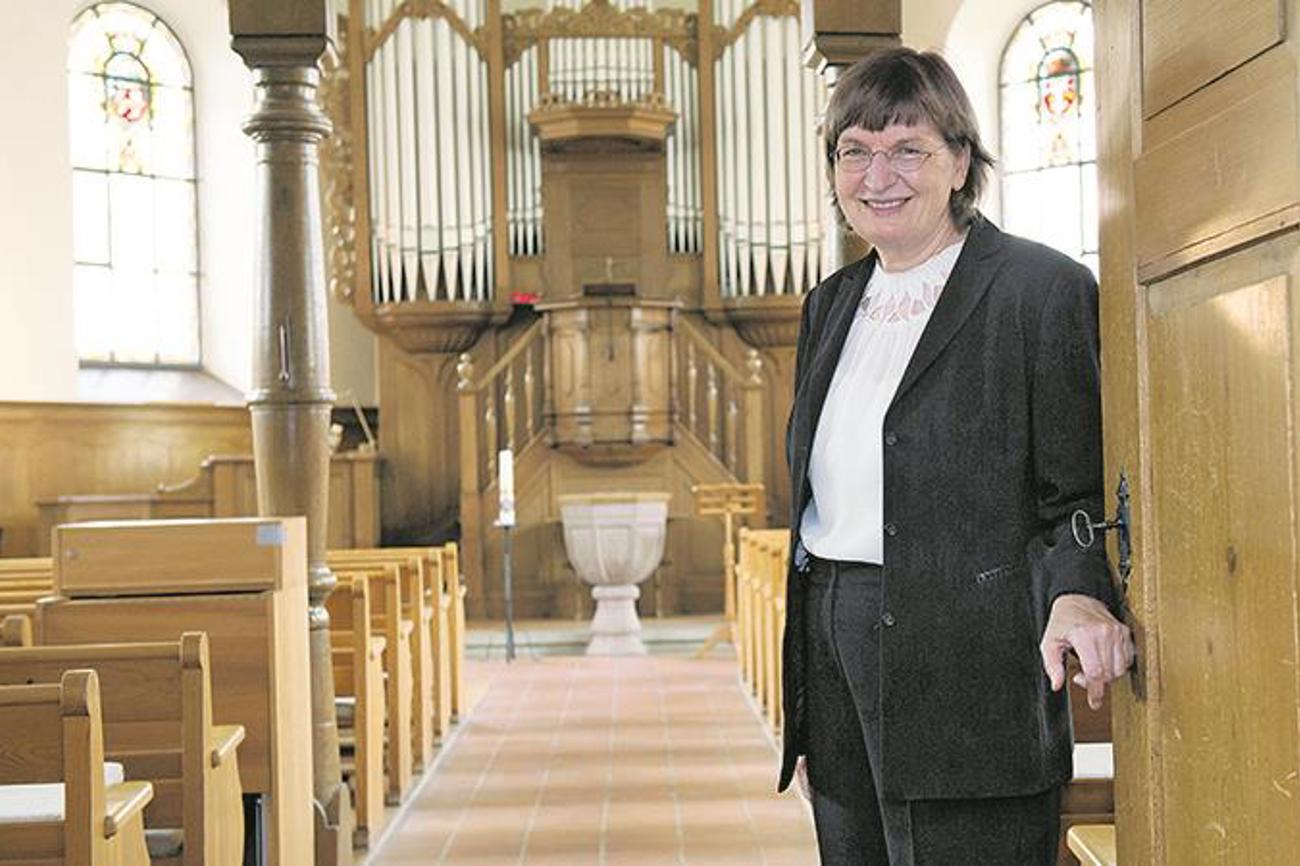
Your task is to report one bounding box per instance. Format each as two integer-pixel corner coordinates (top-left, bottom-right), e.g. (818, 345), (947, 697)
(881, 612), (897, 627)
(884, 431), (898, 446)
(884, 522), (898, 536)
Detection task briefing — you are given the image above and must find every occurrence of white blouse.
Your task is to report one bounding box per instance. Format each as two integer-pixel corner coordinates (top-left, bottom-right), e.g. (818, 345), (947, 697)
(799, 235), (967, 564)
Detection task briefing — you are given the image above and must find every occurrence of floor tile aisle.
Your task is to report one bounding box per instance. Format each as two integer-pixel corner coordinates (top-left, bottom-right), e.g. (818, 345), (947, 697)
(366, 656), (818, 866)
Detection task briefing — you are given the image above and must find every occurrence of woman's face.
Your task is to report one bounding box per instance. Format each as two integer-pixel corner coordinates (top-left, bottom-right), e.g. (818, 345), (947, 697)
(833, 120), (970, 269)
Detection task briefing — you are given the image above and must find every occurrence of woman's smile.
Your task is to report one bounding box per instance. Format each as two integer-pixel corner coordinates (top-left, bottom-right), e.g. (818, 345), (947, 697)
(834, 121), (970, 270)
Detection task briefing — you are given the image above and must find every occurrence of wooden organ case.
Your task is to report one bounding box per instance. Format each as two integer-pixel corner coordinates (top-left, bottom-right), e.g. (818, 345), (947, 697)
(322, 0), (841, 619)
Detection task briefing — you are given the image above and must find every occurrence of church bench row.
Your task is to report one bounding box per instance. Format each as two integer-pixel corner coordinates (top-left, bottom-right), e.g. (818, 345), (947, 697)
(1, 523), (470, 859)
(735, 528), (788, 732)
(325, 542), (468, 849)
(327, 577), (387, 848)
(328, 561), (415, 812)
(0, 669), (154, 866)
(0, 633), (244, 866)
(329, 547), (458, 753)
(0, 556), (54, 575)
(731, 528), (1114, 866)
(35, 518), (315, 866)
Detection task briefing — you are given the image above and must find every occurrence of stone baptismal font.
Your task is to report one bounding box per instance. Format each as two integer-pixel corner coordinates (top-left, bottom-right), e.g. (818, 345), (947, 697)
(558, 492), (670, 655)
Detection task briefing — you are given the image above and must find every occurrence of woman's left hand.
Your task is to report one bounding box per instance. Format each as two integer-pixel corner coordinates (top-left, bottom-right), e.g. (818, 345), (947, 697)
(1039, 594), (1135, 710)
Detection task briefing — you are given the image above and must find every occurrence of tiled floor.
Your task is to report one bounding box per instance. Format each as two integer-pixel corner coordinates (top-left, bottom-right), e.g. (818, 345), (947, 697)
(365, 656), (818, 865)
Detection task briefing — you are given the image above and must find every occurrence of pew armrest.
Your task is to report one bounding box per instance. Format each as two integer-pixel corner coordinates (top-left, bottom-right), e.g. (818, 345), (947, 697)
(370, 636), (386, 661)
(1067, 824), (1117, 866)
(104, 780), (153, 838)
(211, 724), (246, 768)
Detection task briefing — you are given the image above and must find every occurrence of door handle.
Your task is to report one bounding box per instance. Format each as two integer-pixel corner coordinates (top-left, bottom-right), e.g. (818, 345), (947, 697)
(1071, 470), (1133, 598)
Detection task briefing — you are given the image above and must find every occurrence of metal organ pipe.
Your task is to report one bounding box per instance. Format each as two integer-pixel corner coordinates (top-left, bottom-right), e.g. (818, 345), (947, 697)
(506, 48), (544, 257)
(665, 42), (701, 254)
(714, 0), (826, 297)
(363, 0), (494, 302)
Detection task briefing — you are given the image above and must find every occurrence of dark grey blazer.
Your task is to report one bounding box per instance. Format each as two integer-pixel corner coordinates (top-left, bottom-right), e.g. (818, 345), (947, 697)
(778, 215), (1117, 800)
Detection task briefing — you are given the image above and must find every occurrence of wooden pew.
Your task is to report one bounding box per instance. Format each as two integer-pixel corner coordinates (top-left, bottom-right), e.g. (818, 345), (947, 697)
(330, 564), (413, 805)
(0, 556), (54, 575)
(0, 612), (32, 647)
(0, 588), (56, 610)
(1066, 824), (1116, 866)
(38, 518), (313, 866)
(0, 632), (244, 866)
(329, 547), (453, 757)
(325, 577), (386, 848)
(439, 543), (467, 722)
(0, 669), (154, 866)
(0, 559), (56, 607)
(736, 528), (755, 691)
(735, 529), (788, 718)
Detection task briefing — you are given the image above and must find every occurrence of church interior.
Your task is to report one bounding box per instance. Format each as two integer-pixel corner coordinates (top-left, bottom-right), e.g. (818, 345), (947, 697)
(2, 0), (1298, 863)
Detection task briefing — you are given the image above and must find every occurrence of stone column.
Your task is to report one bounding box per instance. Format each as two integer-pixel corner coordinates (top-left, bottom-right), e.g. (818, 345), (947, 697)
(802, 0), (901, 270)
(228, 3), (353, 864)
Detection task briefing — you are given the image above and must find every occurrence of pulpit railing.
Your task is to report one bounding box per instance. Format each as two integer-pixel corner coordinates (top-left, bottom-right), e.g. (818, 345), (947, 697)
(672, 316), (765, 490)
(457, 319), (548, 495)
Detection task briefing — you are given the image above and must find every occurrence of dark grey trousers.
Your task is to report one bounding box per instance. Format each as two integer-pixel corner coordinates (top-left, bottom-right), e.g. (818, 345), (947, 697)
(802, 557), (1061, 866)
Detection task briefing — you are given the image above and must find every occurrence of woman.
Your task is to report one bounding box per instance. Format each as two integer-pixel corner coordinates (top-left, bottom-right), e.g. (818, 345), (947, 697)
(780, 48), (1134, 865)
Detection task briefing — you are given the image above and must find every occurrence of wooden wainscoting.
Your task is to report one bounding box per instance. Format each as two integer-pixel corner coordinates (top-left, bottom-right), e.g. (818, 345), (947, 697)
(0, 402), (252, 556)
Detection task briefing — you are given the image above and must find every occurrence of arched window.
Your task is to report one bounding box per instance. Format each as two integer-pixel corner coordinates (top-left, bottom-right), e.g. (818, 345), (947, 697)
(68, 2), (199, 365)
(999, 0), (1097, 275)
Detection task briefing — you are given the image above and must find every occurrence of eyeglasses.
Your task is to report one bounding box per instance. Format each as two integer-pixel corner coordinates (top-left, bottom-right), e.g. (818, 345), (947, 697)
(834, 143), (935, 174)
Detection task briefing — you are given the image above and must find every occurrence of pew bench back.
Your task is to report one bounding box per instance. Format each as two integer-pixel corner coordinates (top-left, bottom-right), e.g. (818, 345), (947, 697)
(0, 633), (245, 866)
(0, 669), (153, 866)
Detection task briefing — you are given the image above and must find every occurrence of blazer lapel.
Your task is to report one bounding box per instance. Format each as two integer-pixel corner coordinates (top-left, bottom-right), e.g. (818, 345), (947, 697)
(890, 216), (1004, 407)
(802, 255), (874, 432)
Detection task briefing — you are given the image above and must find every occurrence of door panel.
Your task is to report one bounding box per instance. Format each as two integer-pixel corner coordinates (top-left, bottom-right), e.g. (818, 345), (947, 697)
(1148, 268), (1300, 864)
(1099, 0), (1300, 862)
(1141, 0), (1283, 117)
(1134, 70), (1299, 279)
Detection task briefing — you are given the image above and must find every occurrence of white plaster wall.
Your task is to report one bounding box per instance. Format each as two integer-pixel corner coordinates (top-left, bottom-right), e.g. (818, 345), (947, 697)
(171, 0), (258, 396)
(0, 3), (80, 401)
(0, 0), (377, 405)
(935, 0), (1053, 223)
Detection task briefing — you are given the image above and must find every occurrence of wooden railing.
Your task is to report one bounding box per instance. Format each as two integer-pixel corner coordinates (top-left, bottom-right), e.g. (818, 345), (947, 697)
(456, 320), (548, 596)
(454, 313), (766, 606)
(672, 316), (765, 493)
(458, 319), (548, 490)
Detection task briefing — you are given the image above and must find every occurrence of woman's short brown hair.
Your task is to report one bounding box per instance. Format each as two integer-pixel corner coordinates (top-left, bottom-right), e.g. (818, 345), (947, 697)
(824, 48), (994, 228)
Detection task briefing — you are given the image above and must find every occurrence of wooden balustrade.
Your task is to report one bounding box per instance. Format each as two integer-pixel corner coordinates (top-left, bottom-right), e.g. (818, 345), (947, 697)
(457, 321), (549, 604)
(673, 317), (766, 498)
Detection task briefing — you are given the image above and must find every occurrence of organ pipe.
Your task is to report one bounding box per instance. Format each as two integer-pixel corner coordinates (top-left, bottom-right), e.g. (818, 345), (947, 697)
(363, 0), (494, 302)
(714, 0), (826, 297)
(352, 0), (822, 302)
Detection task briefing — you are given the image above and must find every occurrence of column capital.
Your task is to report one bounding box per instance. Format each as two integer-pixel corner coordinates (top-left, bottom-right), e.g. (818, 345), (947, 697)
(800, 0), (900, 74)
(228, 0), (333, 69)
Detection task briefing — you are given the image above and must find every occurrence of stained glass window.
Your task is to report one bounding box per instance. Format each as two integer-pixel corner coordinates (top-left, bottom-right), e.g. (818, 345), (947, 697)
(68, 2), (199, 366)
(999, 0), (1097, 276)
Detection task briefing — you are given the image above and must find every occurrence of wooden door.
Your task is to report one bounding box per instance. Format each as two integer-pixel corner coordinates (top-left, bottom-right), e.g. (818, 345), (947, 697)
(1097, 0), (1300, 862)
